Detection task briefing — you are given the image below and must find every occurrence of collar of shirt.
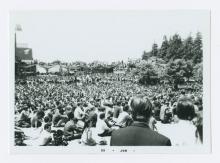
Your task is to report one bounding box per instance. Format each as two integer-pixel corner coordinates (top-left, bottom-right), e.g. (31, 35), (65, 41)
(131, 121), (149, 128)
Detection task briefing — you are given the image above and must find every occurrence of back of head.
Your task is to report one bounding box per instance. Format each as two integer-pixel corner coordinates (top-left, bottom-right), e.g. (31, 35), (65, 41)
(44, 123), (52, 130)
(116, 101), (121, 106)
(99, 112), (105, 120)
(37, 110), (45, 119)
(130, 95), (152, 121)
(176, 96), (195, 120)
(123, 104), (130, 112)
(56, 129), (64, 137)
(58, 106), (65, 114)
(44, 116), (50, 123)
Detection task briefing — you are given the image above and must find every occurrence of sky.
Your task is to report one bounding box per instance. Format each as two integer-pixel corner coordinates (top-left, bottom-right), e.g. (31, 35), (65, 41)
(11, 10), (210, 63)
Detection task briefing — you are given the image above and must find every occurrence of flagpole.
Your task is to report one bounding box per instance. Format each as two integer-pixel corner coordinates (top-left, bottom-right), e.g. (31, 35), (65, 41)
(15, 24), (22, 57)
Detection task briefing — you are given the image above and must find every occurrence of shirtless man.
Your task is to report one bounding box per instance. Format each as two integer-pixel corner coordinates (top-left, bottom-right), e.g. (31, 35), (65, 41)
(52, 107), (68, 127)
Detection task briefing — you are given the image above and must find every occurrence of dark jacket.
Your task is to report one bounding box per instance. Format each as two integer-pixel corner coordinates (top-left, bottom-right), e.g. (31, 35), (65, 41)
(110, 122), (171, 146)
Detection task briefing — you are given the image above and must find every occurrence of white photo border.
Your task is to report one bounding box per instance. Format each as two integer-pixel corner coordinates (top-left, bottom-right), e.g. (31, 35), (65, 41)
(9, 10), (211, 154)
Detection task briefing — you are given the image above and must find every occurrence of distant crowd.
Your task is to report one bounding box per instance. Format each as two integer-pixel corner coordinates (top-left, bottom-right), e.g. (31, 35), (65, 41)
(14, 73), (203, 146)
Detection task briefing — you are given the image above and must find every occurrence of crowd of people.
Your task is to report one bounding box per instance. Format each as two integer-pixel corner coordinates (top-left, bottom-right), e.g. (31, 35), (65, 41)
(14, 72), (203, 146)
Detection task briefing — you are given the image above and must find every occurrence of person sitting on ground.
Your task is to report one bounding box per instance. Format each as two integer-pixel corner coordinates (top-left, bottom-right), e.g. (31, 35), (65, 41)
(63, 112), (82, 141)
(39, 123), (52, 146)
(104, 111), (115, 128)
(44, 108), (53, 122)
(74, 103), (85, 121)
(112, 101), (122, 122)
(42, 116), (51, 127)
(15, 126), (26, 146)
(37, 123), (53, 146)
(96, 113), (113, 137)
(17, 105), (31, 128)
(82, 110), (108, 146)
(160, 101), (172, 124)
(110, 95), (171, 146)
(53, 129), (68, 146)
(52, 107), (68, 127)
(31, 110), (45, 128)
(24, 123), (53, 146)
(115, 104), (133, 128)
(81, 112), (100, 146)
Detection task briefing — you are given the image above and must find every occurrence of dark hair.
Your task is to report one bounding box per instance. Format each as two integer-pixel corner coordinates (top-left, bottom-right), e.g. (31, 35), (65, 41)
(123, 104), (130, 112)
(99, 113), (105, 120)
(44, 123), (51, 130)
(181, 90), (186, 95)
(56, 129), (63, 137)
(116, 101), (121, 106)
(98, 107), (105, 112)
(130, 95), (153, 121)
(44, 116), (50, 123)
(37, 110), (45, 119)
(176, 96), (195, 120)
(59, 108), (64, 115)
(73, 118), (78, 123)
(83, 103), (88, 107)
(56, 101), (60, 106)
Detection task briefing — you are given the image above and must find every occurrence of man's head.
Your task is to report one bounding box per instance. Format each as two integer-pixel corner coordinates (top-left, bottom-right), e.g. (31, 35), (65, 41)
(123, 104), (130, 112)
(58, 107), (65, 115)
(130, 95), (153, 122)
(44, 123), (52, 132)
(99, 112), (105, 120)
(176, 96), (195, 120)
(44, 116), (50, 123)
(37, 110), (45, 119)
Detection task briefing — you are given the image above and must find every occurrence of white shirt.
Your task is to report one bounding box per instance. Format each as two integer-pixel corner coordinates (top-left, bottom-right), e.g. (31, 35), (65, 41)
(96, 119), (109, 134)
(116, 111), (130, 127)
(157, 120), (197, 146)
(24, 130), (52, 146)
(81, 127), (102, 145)
(160, 105), (167, 121)
(74, 107), (84, 120)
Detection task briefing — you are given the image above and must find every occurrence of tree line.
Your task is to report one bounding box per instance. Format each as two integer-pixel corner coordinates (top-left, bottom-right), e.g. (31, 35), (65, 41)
(138, 32), (203, 86)
(142, 32), (202, 64)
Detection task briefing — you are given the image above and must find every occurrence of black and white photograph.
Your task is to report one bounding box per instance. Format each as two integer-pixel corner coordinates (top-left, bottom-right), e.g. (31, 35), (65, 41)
(10, 10), (211, 153)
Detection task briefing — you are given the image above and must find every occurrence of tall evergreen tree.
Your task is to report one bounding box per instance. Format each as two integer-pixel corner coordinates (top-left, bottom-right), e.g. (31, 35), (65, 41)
(166, 34), (183, 60)
(151, 43), (158, 57)
(158, 36), (169, 59)
(193, 32), (203, 64)
(183, 35), (194, 60)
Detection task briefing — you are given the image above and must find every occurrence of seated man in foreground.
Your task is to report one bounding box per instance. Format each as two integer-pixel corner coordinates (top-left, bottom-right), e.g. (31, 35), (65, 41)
(110, 95), (171, 146)
(63, 112), (82, 141)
